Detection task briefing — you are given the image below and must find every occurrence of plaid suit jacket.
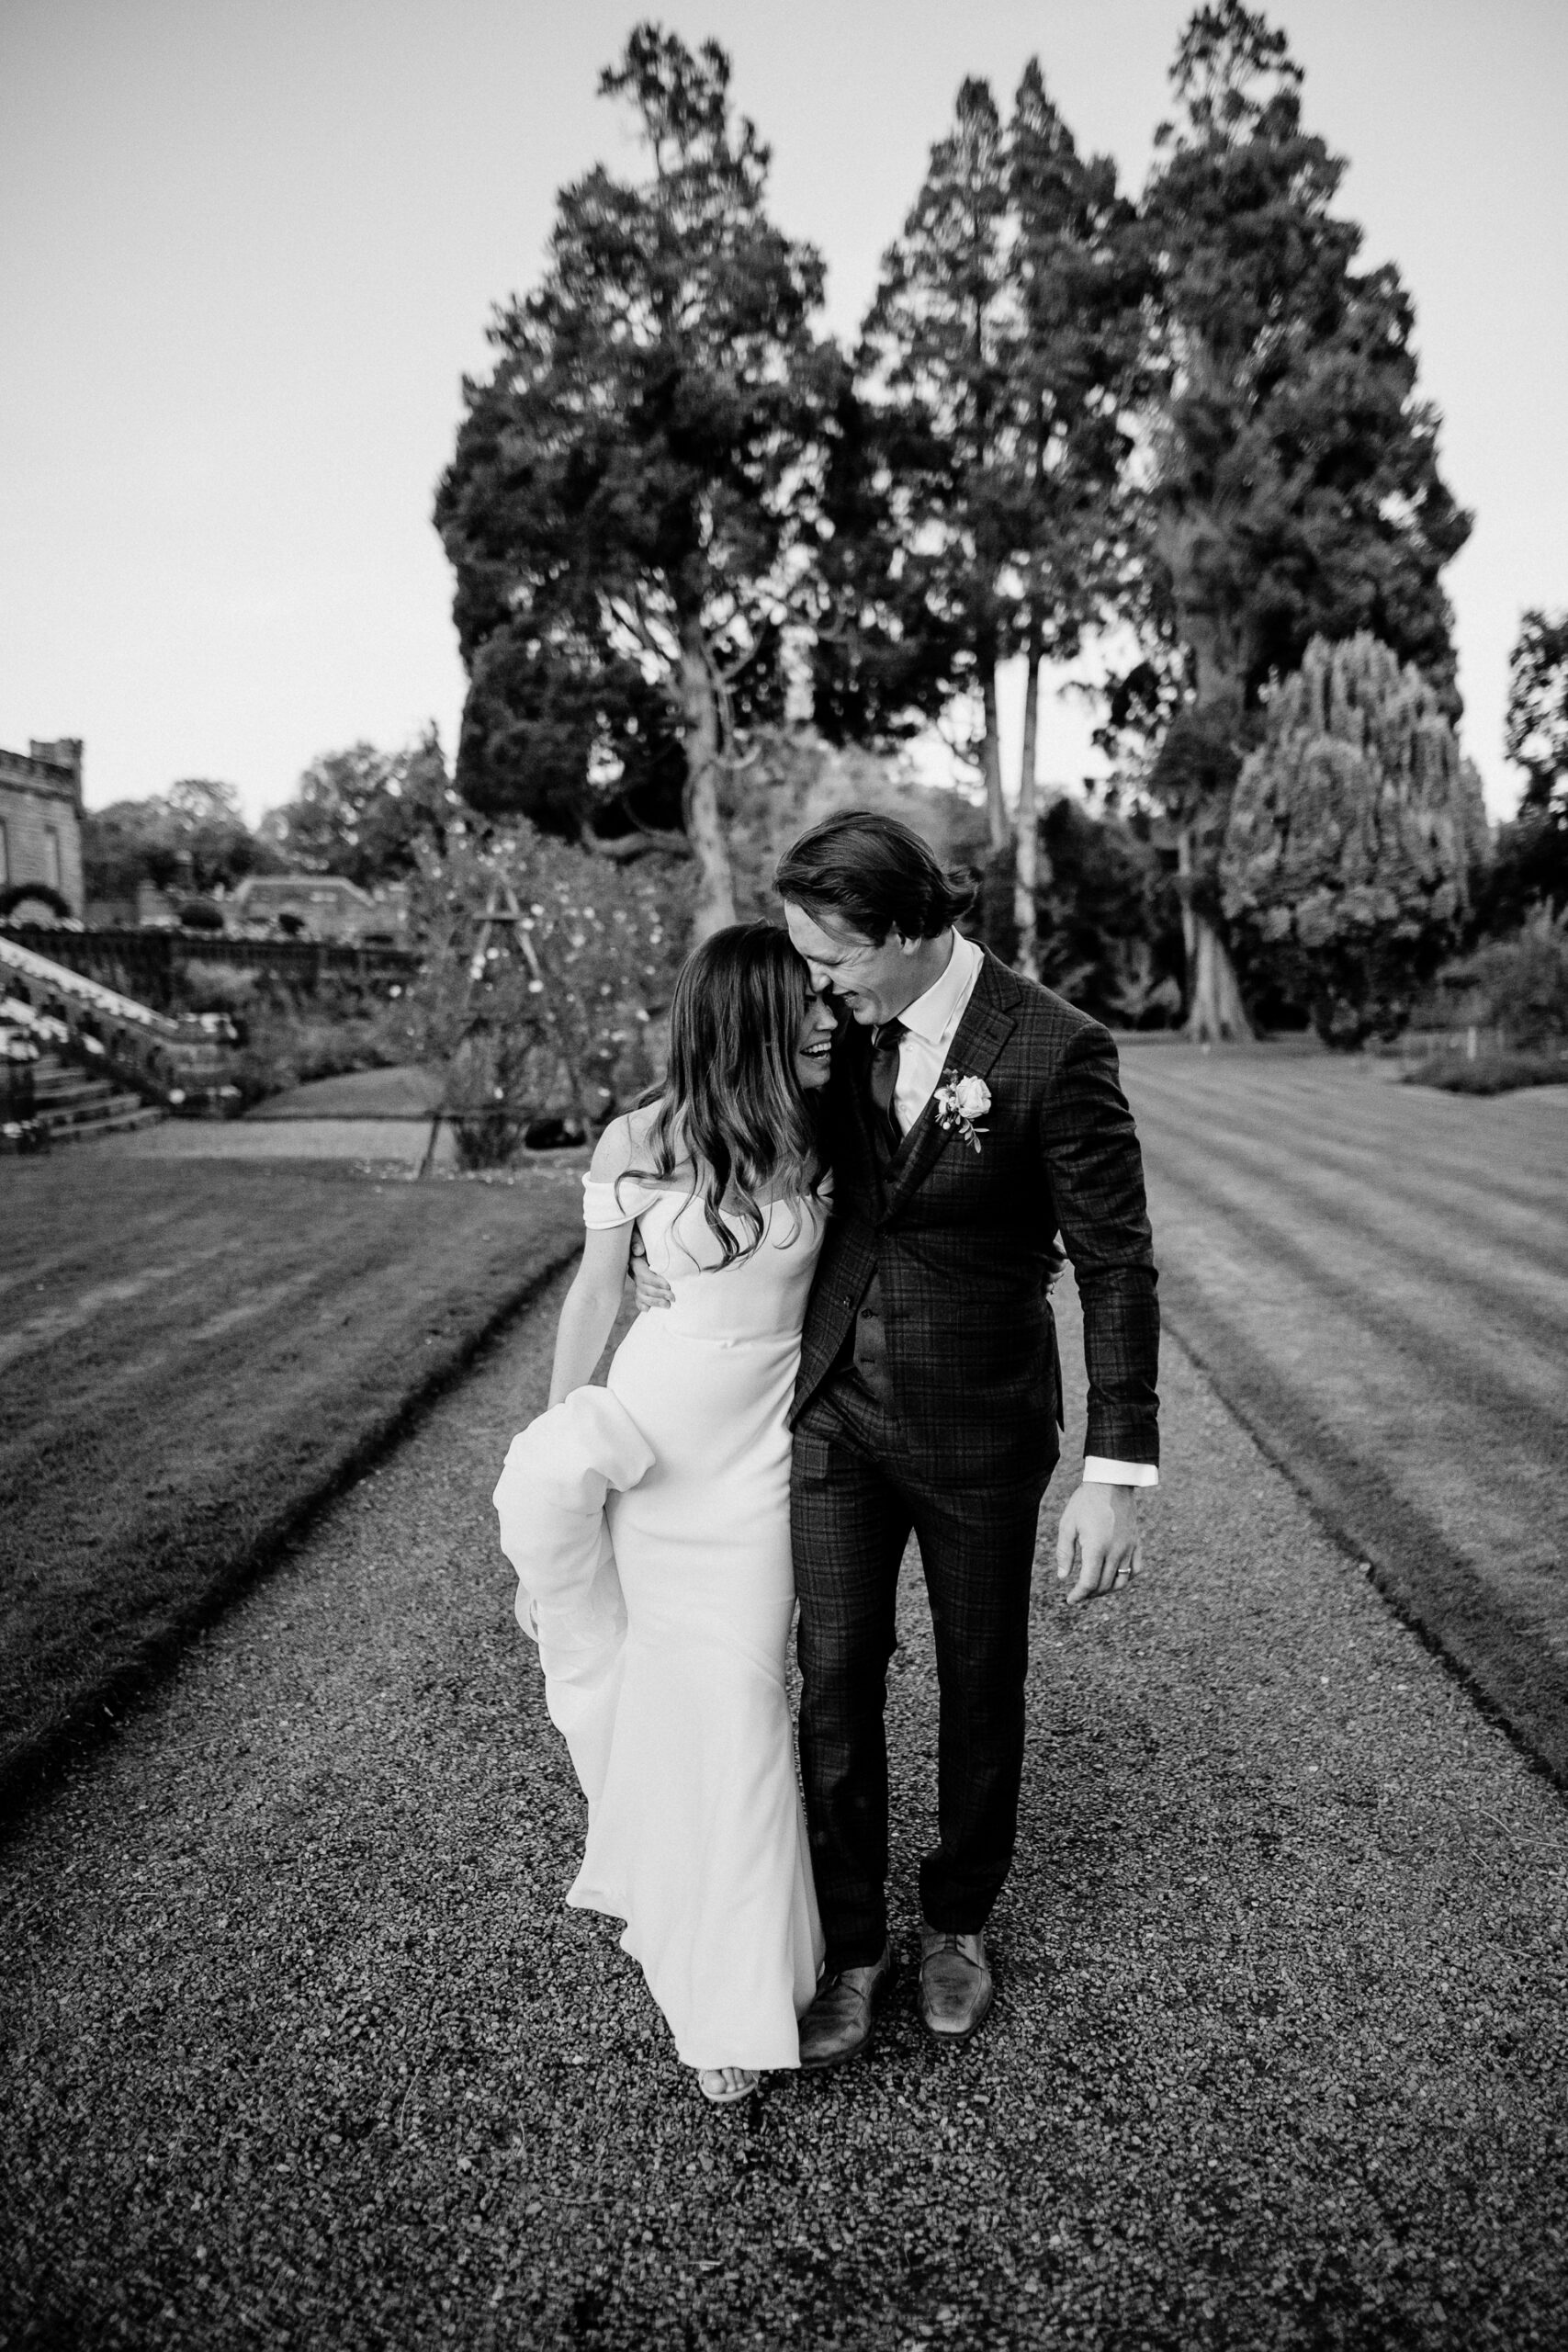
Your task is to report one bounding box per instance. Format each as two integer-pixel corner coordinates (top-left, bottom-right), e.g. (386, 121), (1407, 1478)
(794, 949), (1160, 1486)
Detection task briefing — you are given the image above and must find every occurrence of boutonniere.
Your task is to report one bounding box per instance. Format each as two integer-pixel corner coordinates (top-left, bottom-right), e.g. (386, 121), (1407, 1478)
(933, 1072), (990, 1153)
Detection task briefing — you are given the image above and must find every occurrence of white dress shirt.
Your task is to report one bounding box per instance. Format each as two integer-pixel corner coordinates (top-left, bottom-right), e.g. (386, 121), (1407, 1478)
(888, 926), (985, 1133)
(889, 931), (1157, 1492)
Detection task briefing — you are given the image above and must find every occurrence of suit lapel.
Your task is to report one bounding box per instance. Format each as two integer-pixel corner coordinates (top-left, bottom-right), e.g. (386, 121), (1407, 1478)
(879, 951), (1020, 1221)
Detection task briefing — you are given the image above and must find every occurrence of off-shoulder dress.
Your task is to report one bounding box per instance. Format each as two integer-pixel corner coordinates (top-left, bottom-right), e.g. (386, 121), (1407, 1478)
(561, 1164), (827, 2070)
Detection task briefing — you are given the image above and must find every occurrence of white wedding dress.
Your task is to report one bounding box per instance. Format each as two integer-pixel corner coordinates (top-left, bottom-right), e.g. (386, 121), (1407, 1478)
(506, 1168), (827, 2072)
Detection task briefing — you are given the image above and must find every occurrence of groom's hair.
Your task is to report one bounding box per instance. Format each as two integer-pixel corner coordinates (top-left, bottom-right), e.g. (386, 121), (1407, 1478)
(775, 809), (976, 944)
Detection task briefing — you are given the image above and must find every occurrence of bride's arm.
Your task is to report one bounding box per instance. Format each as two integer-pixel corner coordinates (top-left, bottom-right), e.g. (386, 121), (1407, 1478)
(547, 1220), (635, 1405)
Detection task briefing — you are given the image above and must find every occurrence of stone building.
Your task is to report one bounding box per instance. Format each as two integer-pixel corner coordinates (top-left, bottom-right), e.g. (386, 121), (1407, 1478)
(0, 739), (85, 918)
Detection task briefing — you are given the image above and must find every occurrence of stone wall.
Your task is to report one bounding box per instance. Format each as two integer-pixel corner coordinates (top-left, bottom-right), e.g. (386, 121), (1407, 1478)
(0, 739), (85, 917)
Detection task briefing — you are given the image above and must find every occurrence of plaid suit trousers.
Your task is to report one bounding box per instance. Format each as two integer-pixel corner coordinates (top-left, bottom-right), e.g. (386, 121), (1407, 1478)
(792, 1372), (1051, 1969)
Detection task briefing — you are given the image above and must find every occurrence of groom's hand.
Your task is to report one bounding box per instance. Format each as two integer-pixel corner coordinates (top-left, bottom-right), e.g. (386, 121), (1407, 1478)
(627, 1233), (673, 1313)
(1056, 1481), (1141, 1606)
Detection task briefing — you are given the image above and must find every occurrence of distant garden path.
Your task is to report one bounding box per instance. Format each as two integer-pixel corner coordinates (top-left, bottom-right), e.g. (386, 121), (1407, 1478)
(5, 1145), (1568, 2345)
(1121, 1045), (1568, 1783)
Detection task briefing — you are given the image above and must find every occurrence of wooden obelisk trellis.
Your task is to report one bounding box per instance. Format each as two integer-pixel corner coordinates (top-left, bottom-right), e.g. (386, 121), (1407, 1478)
(418, 874), (547, 1177)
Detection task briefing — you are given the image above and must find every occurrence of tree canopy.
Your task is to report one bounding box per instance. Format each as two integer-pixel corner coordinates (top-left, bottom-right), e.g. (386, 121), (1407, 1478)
(1139, 1), (1471, 1035)
(82, 778), (274, 905)
(260, 729), (462, 888)
(429, 8), (1483, 1029)
(1005, 61), (1147, 969)
(435, 23), (834, 937)
(1483, 606), (1568, 923)
(1505, 608), (1568, 812)
(848, 69), (1145, 862)
(857, 75), (1016, 850)
(1144, 4), (1469, 713)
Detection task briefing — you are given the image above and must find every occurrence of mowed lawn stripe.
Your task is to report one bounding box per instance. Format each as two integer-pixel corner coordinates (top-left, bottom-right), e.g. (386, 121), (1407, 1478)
(1146, 1149), (1566, 1573)
(1128, 1091), (1568, 1290)
(1122, 1049), (1568, 1781)
(0, 1156), (586, 1813)
(1139, 1113), (1568, 1416)
(1149, 1242), (1568, 1776)
(1127, 1054), (1565, 1212)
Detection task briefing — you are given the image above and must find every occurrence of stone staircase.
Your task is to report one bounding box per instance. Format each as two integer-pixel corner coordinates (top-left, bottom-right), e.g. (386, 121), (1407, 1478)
(4, 931), (236, 1143)
(28, 1048), (164, 1145)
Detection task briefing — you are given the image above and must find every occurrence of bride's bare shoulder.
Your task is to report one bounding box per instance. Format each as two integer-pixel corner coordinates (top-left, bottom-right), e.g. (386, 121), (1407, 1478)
(589, 1100), (663, 1182)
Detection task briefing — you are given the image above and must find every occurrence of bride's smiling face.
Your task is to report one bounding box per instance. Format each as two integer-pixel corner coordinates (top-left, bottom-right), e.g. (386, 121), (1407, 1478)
(794, 988), (837, 1091)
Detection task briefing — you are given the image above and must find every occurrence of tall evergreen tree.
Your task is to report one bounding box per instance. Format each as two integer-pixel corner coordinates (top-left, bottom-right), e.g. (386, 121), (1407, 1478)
(1220, 632), (1488, 1043)
(1142, 2), (1471, 1037)
(1006, 61), (1148, 974)
(802, 367), (963, 753)
(860, 77), (1018, 852)
(436, 25), (831, 939)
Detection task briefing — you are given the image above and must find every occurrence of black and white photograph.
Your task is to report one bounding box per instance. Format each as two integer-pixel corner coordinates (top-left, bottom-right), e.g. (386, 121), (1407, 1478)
(2, 2), (1565, 2345)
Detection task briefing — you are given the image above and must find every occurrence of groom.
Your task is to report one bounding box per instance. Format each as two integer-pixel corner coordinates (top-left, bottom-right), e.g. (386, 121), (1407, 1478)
(773, 810), (1159, 2069)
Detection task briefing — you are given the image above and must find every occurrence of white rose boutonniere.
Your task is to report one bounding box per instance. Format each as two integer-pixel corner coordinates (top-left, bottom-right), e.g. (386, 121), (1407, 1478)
(933, 1071), (991, 1153)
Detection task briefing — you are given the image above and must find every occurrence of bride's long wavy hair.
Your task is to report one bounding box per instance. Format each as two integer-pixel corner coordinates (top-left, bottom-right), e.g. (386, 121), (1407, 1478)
(623, 922), (826, 1268)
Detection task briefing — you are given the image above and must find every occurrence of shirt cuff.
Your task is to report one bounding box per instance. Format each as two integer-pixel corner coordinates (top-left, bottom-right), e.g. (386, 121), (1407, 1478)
(1081, 1457), (1159, 1488)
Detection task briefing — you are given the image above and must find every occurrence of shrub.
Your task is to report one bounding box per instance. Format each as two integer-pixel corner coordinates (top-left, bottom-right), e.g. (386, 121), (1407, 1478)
(227, 978), (412, 1108)
(1405, 1046), (1568, 1096)
(1221, 633), (1490, 1046)
(173, 961), (263, 1018)
(0, 881), (74, 924)
(1433, 910), (1568, 1051)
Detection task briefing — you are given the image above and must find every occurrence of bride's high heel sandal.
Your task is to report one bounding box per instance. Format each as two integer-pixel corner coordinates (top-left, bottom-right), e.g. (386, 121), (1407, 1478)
(697, 2066), (759, 2107)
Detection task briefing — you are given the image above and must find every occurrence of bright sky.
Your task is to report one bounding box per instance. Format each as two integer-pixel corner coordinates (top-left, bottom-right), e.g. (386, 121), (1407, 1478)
(2, 0), (1563, 824)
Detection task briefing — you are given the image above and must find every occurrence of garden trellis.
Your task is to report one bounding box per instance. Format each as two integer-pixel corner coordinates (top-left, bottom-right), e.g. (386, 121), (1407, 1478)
(418, 873), (553, 1174)
(407, 823), (683, 1172)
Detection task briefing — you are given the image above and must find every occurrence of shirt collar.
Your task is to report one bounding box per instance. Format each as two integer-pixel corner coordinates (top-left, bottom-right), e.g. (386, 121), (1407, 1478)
(897, 929), (982, 1046)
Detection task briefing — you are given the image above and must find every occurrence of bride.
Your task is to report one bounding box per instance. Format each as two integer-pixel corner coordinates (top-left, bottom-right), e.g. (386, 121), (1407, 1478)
(500, 922), (836, 2105)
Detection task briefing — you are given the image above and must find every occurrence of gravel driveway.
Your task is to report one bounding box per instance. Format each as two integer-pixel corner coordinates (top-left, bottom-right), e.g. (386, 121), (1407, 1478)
(3, 1276), (1566, 2349)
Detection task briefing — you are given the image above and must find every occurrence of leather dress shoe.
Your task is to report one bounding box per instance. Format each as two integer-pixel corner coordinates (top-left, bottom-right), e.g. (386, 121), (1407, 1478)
(918, 1927), (993, 2043)
(797, 1941), (895, 2073)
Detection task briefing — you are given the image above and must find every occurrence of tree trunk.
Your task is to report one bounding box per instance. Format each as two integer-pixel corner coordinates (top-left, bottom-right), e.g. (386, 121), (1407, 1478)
(1013, 633), (1042, 979)
(1178, 823), (1252, 1042)
(980, 660), (1008, 854)
(680, 631), (738, 944)
(1167, 610), (1254, 1043)
(1185, 914), (1252, 1040)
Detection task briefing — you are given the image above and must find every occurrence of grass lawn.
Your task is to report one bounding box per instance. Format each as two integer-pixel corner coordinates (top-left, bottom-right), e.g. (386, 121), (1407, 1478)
(244, 1063), (445, 1120)
(0, 1155), (585, 1812)
(1122, 1045), (1568, 1783)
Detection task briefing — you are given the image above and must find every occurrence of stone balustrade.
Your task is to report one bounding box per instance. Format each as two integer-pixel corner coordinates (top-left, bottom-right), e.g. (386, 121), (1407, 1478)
(0, 933), (235, 1111)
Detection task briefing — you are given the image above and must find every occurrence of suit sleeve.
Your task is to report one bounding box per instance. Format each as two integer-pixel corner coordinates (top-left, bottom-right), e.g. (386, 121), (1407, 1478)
(1039, 1023), (1160, 1466)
